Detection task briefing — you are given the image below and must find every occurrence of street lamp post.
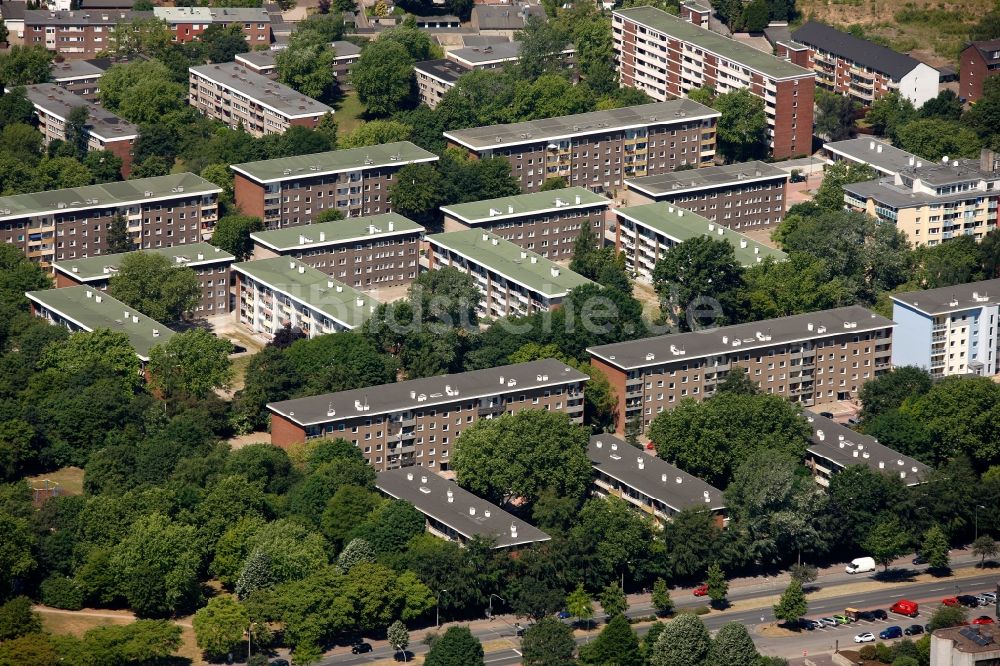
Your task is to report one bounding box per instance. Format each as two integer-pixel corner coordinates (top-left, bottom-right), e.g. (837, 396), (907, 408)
(488, 594), (505, 620)
(976, 505), (987, 541)
(437, 589), (448, 628)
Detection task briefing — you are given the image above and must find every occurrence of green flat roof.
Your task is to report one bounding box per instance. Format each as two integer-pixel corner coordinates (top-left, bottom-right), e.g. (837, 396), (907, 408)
(232, 257), (378, 329)
(250, 213), (424, 252)
(614, 6), (813, 80)
(52, 243), (235, 282)
(0, 173), (221, 222)
(25, 285), (174, 361)
(426, 229), (594, 297)
(230, 141), (439, 184)
(440, 187), (611, 224)
(615, 203), (787, 267)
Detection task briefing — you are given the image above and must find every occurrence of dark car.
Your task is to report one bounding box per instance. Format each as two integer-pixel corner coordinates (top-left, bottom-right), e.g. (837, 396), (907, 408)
(879, 626), (903, 640)
(912, 555), (928, 565)
(270, 661), (290, 666)
(351, 643), (373, 654)
(800, 619), (821, 630)
(904, 624), (924, 636)
(957, 595), (980, 608)
(871, 609), (888, 620)
(856, 611), (876, 622)
(515, 624), (527, 637)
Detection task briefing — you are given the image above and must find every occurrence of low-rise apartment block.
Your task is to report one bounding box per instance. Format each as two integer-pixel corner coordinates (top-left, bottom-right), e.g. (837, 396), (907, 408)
(424, 230), (594, 318)
(249, 212), (424, 289)
(469, 4), (545, 36)
(0, 172), (221, 267)
(376, 468), (551, 549)
(804, 411), (929, 488)
(440, 188), (611, 260)
(444, 99), (720, 194)
(154, 7), (271, 44)
(843, 151), (1000, 247)
(26, 285), (174, 362)
(589, 434), (725, 524)
(24, 83), (137, 176)
(588, 306), (895, 434)
(960, 39), (1000, 103)
(50, 58), (109, 101)
(22, 9), (152, 58)
(267, 358), (589, 470)
(231, 141), (439, 228)
(613, 203), (786, 283)
(52, 243), (234, 315)
(233, 257), (378, 339)
(777, 21), (939, 107)
(890, 278), (1000, 378)
(624, 160), (789, 230)
(235, 50), (277, 77)
(233, 40), (360, 83)
(188, 62), (332, 138)
(331, 41), (362, 85)
(822, 137), (921, 177)
(612, 6), (815, 159)
(414, 59), (468, 108)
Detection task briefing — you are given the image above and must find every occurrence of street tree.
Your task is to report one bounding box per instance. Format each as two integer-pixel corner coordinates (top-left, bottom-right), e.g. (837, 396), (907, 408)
(649, 613), (711, 666)
(708, 622), (759, 666)
(705, 563), (728, 608)
(108, 251), (201, 323)
(148, 329), (233, 400)
(651, 578), (674, 616)
(521, 617), (575, 666)
(862, 516), (911, 571)
(652, 235), (747, 332)
(973, 535), (999, 566)
(423, 626), (484, 666)
(772, 580), (808, 627)
(789, 563), (818, 585)
(712, 89), (768, 162)
(579, 614), (642, 666)
(211, 214), (264, 261)
(388, 620), (410, 661)
(565, 584), (594, 629)
(921, 524), (951, 570)
(599, 583), (628, 618)
(192, 596), (250, 661)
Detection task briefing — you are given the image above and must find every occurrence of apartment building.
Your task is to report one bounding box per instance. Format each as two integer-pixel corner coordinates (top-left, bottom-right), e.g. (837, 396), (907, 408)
(960, 39), (1000, 103)
(249, 212), (424, 289)
(624, 160), (789, 229)
(376, 468), (551, 549)
(444, 99), (720, 194)
(612, 6), (815, 159)
(234, 257), (377, 339)
(446, 40), (575, 71)
(50, 58), (108, 101)
(440, 188), (611, 259)
(424, 230), (594, 318)
(469, 4), (544, 36)
(24, 83), (137, 176)
(890, 278), (1000, 378)
(413, 59), (468, 109)
(231, 141), (439, 229)
(26, 285), (174, 362)
(843, 151), (1000, 247)
(588, 434), (725, 524)
(188, 62), (332, 138)
(777, 21), (939, 107)
(267, 358), (589, 470)
(22, 9), (152, 59)
(154, 7), (271, 45)
(0, 172), (221, 268)
(52, 243), (235, 315)
(234, 41), (360, 83)
(587, 306), (895, 434)
(804, 411), (929, 488)
(331, 41), (362, 86)
(613, 202), (786, 283)
(235, 50), (277, 77)
(822, 137), (921, 177)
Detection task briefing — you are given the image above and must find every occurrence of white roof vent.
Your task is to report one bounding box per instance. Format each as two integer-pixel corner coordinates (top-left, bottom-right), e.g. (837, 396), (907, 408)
(484, 509), (491, 518)
(469, 507), (476, 516)
(675, 476), (683, 484)
(510, 523), (517, 538)
(637, 456), (644, 470)
(406, 472), (413, 480)
(421, 476), (428, 483)
(661, 473), (667, 483)
(447, 489), (454, 503)
(817, 429), (825, 441)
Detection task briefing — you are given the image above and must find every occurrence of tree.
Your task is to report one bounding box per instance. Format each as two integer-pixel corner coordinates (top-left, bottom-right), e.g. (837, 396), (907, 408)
(65, 106), (90, 160)
(148, 329), (232, 400)
(0, 597), (42, 641)
(409, 266), (480, 329)
(104, 214), (133, 254)
(424, 626), (484, 666)
(859, 366), (933, 421)
(211, 214), (264, 261)
(192, 596), (251, 661)
(861, 516), (911, 571)
(235, 549), (274, 601)
(652, 236), (747, 332)
(772, 580), (808, 627)
(921, 524), (950, 570)
(452, 411), (592, 508)
(866, 91), (917, 139)
(815, 90), (857, 141)
(708, 623), (758, 666)
(336, 537), (376, 573)
(741, 0), (769, 31)
(599, 582), (628, 618)
(789, 563), (818, 585)
(813, 161), (877, 210)
(202, 23), (250, 63)
(340, 120), (413, 149)
(540, 177), (567, 191)
(521, 617), (574, 666)
(928, 605), (968, 631)
(712, 89), (768, 162)
(894, 118), (982, 162)
(651, 578), (673, 616)
(705, 562), (728, 608)
(649, 613), (711, 666)
(0, 632), (60, 666)
(352, 39), (415, 117)
(276, 36), (336, 101)
(108, 251), (201, 323)
(919, 90), (963, 121)
(973, 535), (999, 566)
(388, 163), (446, 228)
(103, 17), (173, 58)
(565, 584), (594, 629)
(41, 328), (141, 396)
(579, 614), (641, 666)
(0, 46), (54, 86)
(388, 620), (410, 660)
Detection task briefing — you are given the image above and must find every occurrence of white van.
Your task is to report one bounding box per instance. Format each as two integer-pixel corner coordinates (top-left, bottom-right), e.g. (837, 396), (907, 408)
(846, 557), (876, 574)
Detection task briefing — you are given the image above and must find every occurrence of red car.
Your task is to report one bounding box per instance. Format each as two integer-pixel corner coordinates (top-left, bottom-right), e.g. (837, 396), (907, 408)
(942, 597), (960, 607)
(693, 584), (709, 597)
(973, 616), (996, 625)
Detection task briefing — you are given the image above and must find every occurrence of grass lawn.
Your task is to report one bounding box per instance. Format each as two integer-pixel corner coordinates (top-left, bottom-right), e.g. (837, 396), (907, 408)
(230, 354), (253, 393)
(334, 91), (367, 138)
(27, 466), (84, 496)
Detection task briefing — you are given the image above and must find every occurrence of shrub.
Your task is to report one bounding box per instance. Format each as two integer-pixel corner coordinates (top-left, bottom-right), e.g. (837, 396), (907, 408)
(40, 575), (84, 610)
(876, 642), (894, 663)
(859, 645), (878, 660)
(692, 605), (711, 615)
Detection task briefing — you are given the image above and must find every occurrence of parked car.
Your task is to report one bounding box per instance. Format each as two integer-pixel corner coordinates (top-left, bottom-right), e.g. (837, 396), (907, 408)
(854, 632), (876, 643)
(557, 611), (572, 619)
(982, 592), (998, 604)
(973, 616), (996, 625)
(833, 615), (853, 625)
(800, 619), (821, 630)
(514, 624), (527, 637)
(879, 626), (903, 640)
(271, 661), (290, 666)
(871, 609), (888, 620)
(942, 597), (961, 607)
(351, 643), (373, 654)
(890, 600), (920, 617)
(957, 595), (980, 608)
(904, 624), (925, 636)
(976, 595), (991, 606)
(693, 584), (709, 597)
(820, 617), (838, 628)
(846, 557), (877, 574)
(912, 554), (928, 565)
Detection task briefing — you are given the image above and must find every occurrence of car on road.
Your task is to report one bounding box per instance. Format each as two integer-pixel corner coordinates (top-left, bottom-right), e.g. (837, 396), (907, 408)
(973, 616), (996, 625)
(904, 624), (925, 636)
(942, 597), (960, 607)
(693, 584), (709, 596)
(557, 611), (572, 619)
(871, 609), (888, 620)
(879, 626), (903, 640)
(833, 615), (853, 625)
(514, 624), (528, 637)
(982, 592), (998, 604)
(958, 595), (981, 608)
(854, 632), (876, 643)
(820, 617), (838, 628)
(912, 554), (928, 565)
(351, 643), (373, 654)
(271, 661), (290, 666)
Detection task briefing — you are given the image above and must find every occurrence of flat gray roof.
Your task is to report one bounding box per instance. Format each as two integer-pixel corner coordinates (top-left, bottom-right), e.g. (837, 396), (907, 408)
(231, 141), (438, 184)
(613, 6), (813, 80)
(444, 99), (719, 151)
(155, 6), (268, 22)
(332, 40), (361, 58)
(376, 468), (551, 548)
(50, 59), (105, 82)
(52, 243), (234, 282)
(625, 161), (788, 198)
(588, 306), (895, 370)
(823, 138), (920, 176)
(447, 41), (522, 66)
(23, 8), (151, 24)
(250, 212), (424, 252)
(26, 285), (174, 360)
(268, 358), (589, 426)
(440, 187), (610, 224)
(24, 83), (138, 142)
(903, 159), (1000, 187)
(805, 411), (930, 486)
(190, 62), (332, 120)
(891, 278), (1000, 317)
(842, 178), (938, 208)
(589, 434), (725, 513)
(234, 50), (276, 70)
(413, 58), (467, 85)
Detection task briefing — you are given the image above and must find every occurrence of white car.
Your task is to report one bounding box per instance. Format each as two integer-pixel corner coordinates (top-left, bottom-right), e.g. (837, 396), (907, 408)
(854, 632), (876, 643)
